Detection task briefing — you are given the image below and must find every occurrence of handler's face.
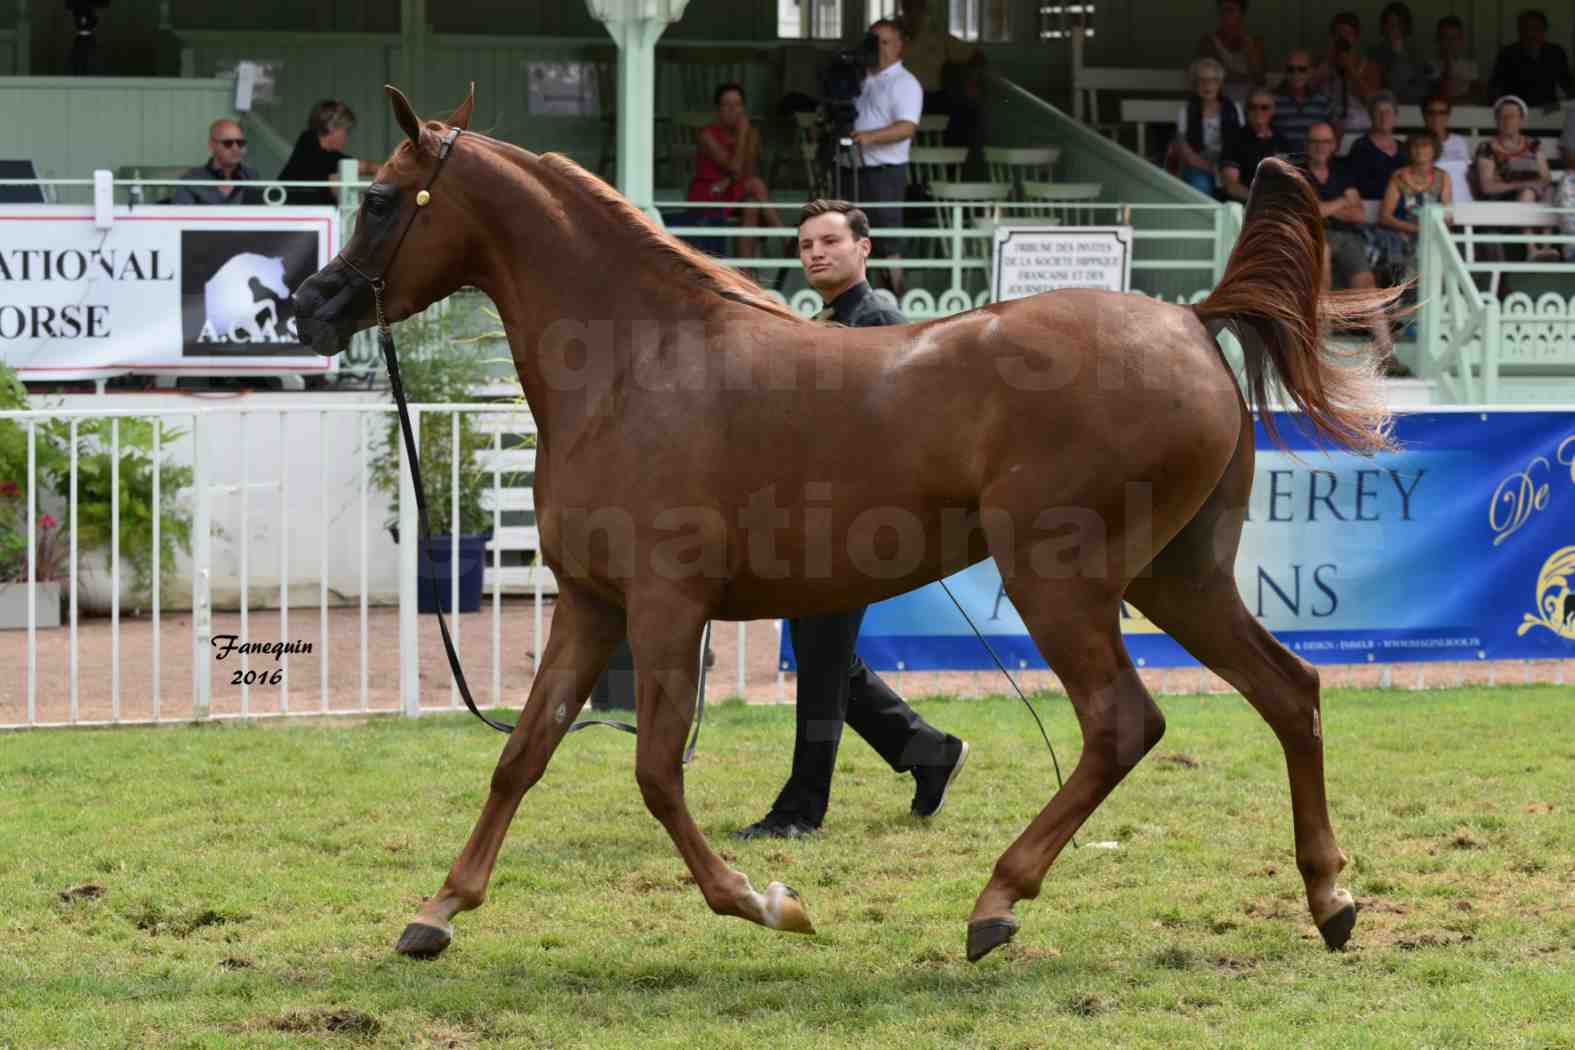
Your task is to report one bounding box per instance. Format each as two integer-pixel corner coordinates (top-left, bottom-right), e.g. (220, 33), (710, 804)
(798, 212), (871, 297)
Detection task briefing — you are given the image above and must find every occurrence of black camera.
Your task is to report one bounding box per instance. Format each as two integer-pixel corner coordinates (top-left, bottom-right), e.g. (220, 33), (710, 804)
(810, 30), (881, 192)
(66, 0), (109, 31)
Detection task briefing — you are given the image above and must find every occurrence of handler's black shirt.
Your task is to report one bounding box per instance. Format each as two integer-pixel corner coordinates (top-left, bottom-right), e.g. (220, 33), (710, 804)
(822, 279), (906, 328)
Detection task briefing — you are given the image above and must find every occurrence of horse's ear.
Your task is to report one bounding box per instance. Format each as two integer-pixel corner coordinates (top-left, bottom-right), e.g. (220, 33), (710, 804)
(385, 84), (422, 146)
(448, 83), (475, 131)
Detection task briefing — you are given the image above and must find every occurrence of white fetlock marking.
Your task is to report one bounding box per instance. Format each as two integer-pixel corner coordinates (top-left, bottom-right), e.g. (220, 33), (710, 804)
(1312, 709), (1322, 740)
(554, 702), (568, 725)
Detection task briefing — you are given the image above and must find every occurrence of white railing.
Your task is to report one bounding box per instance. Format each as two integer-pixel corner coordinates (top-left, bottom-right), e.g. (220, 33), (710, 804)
(1417, 202), (1575, 403)
(0, 403), (764, 731)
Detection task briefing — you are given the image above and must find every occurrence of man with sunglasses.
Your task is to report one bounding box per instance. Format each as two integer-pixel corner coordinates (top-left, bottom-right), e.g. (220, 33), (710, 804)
(1220, 88), (1288, 202)
(172, 118), (260, 205)
(1271, 49), (1332, 155)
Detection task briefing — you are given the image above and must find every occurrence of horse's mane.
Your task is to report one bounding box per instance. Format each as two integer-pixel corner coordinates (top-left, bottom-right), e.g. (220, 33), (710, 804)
(532, 152), (806, 323)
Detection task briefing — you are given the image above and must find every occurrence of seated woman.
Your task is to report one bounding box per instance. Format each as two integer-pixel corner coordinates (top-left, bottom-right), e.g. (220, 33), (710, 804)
(1470, 95), (1559, 262)
(1378, 131), (1451, 280)
(1171, 57), (1243, 199)
(687, 83), (785, 273)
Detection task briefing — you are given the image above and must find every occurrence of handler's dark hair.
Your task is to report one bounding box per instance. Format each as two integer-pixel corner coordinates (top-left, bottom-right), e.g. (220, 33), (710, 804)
(714, 81), (745, 105)
(798, 199), (872, 240)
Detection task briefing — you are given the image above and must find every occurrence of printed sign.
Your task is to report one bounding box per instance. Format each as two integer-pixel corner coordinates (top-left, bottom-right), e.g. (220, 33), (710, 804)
(0, 205), (338, 381)
(991, 225), (1133, 301)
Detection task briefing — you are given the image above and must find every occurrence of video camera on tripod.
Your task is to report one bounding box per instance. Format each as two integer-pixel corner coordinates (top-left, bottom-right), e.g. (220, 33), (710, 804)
(811, 31), (880, 198)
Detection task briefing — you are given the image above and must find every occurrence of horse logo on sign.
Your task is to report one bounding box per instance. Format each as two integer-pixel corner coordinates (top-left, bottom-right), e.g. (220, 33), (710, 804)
(200, 253), (293, 342)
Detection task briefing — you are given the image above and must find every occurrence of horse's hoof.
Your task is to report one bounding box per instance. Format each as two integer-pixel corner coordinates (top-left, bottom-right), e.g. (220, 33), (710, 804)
(395, 921), (454, 958)
(763, 881), (816, 934)
(966, 917), (1019, 962)
(1317, 904), (1357, 951)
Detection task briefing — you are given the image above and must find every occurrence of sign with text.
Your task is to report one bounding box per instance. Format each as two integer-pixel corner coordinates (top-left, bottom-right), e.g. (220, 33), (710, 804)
(0, 205), (338, 382)
(991, 225), (1133, 301)
(783, 412), (1575, 671)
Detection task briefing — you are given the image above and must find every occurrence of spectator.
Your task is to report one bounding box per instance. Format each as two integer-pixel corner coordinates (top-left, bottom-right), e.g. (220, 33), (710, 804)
(1378, 132), (1451, 279)
(1423, 15), (1481, 103)
(277, 100), (380, 206)
(1345, 91), (1407, 201)
(1171, 57), (1243, 198)
(1489, 10), (1573, 110)
(1299, 122), (1391, 356)
(1315, 12), (1381, 137)
(1194, 0), (1266, 106)
(687, 83), (786, 274)
(899, 0), (984, 153)
(1370, 2), (1428, 104)
(1219, 88), (1287, 202)
(1422, 94), (1474, 202)
(172, 118), (259, 205)
(1273, 48), (1333, 154)
(846, 19), (923, 296)
(1471, 95), (1559, 261)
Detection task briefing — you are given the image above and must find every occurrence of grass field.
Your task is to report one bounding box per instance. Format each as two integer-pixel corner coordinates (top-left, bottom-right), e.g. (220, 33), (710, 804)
(3, 686), (1573, 1049)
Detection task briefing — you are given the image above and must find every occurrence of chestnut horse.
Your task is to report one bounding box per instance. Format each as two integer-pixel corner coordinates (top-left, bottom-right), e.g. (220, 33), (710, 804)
(293, 86), (1399, 963)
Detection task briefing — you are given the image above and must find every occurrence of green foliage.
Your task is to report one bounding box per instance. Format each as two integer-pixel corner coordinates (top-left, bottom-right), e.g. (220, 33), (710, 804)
(0, 359), (194, 598)
(368, 306), (512, 537)
(44, 417), (195, 599)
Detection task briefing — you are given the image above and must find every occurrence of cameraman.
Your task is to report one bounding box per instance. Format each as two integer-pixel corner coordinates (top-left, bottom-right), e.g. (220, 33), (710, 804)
(847, 19), (923, 295)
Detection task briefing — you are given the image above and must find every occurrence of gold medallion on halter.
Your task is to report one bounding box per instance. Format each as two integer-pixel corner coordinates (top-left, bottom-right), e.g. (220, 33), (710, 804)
(416, 190), (431, 207)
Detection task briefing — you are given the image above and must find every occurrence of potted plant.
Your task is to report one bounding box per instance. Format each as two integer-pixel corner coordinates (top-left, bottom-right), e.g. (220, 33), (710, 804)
(0, 360), (194, 618)
(0, 483), (70, 629)
(368, 305), (501, 614)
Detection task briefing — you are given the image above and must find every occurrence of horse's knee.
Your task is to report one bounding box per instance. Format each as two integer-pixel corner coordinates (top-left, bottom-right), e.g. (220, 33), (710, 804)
(635, 762), (682, 821)
(489, 756), (545, 799)
(1083, 695), (1165, 771)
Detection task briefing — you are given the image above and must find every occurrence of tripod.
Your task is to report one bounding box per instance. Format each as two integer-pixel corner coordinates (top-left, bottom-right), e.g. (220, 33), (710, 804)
(814, 136), (865, 202)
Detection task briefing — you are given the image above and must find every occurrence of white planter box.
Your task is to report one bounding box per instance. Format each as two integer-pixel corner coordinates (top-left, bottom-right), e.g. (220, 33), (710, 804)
(0, 581), (64, 630)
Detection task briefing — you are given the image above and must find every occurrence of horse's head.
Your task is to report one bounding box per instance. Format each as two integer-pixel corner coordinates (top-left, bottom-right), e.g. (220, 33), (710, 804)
(292, 84), (478, 355)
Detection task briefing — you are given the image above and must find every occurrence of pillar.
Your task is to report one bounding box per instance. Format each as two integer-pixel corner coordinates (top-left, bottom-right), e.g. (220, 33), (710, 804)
(586, 0), (690, 212)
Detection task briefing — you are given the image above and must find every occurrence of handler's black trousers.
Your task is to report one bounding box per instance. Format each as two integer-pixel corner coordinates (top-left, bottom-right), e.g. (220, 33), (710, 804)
(768, 607), (952, 828)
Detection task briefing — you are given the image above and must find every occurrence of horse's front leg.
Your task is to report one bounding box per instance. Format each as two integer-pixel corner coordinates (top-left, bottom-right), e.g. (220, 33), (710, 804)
(629, 600), (815, 936)
(395, 584), (625, 958)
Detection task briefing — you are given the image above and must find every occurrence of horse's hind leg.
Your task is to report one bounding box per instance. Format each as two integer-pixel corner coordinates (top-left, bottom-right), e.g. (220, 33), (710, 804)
(1122, 419), (1355, 950)
(967, 579), (1166, 962)
(627, 594), (815, 935)
(1125, 569), (1356, 949)
(394, 583), (626, 958)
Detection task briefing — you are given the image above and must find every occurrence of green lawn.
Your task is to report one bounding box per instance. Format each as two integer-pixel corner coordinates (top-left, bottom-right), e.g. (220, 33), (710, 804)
(2, 687), (1573, 1049)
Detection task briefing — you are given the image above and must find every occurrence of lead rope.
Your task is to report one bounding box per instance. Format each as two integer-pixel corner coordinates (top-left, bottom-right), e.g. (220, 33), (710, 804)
(937, 578), (1076, 849)
(378, 284), (705, 761)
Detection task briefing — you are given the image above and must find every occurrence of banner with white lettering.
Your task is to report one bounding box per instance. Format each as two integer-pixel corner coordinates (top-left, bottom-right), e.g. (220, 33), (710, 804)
(991, 225), (1133, 300)
(0, 206), (338, 381)
(782, 411), (1575, 669)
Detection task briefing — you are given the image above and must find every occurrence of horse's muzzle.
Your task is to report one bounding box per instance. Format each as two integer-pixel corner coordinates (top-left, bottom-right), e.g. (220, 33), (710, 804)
(291, 260), (369, 356)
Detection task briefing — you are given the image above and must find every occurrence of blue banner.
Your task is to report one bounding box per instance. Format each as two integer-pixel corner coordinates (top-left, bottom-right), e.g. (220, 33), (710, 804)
(781, 410), (1575, 670)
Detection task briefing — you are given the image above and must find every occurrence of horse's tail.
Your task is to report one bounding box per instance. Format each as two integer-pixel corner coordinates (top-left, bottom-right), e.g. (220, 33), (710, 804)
(1193, 156), (1404, 453)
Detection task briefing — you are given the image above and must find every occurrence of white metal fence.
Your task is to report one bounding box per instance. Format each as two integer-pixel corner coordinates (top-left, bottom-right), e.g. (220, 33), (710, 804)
(0, 403), (770, 731)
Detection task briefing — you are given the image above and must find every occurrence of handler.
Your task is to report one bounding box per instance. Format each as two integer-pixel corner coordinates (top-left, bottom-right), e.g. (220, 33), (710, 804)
(733, 199), (970, 840)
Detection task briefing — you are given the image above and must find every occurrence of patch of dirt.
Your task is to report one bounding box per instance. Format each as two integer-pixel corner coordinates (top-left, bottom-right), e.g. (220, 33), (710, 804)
(1395, 932), (1475, 951)
(1213, 954), (1257, 976)
(620, 871), (683, 896)
(1063, 993), (1117, 1017)
(218, 957), (254, 970)
(133, 906), (238, 937)
(420, 1021), (481, 1049)
(1358, 897), (1409, 915)
(58, 883), (105, 902)
(1155, 752), (1200, 768)
(1244, 898), (1295, 921)
(1152, 945), (1197, 970)
(1249, 864), (1278, 877)
(256, 1008), (382, 1038)
(1451, 830), (1485, 851)
(1526, 802), (1556, 815)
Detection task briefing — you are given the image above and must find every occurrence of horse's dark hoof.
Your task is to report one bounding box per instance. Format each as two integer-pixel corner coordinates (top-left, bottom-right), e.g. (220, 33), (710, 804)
(395, 922), (453, 959)
(966, 917), (1020, 962)
(1318, 905), (1357, 951)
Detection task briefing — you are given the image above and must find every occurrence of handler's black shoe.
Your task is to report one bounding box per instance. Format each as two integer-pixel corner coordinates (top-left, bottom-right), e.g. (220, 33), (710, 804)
(911, 736), (970, 818)
(731, 816), (818, 840)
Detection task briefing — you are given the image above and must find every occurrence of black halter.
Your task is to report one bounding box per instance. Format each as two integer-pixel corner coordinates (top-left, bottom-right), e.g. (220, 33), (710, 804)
(340, 127), (705, 761)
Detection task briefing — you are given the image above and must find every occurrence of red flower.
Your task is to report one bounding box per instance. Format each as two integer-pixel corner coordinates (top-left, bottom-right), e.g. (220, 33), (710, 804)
(0, 480), (18, 497)
(40, 514), (58, 530)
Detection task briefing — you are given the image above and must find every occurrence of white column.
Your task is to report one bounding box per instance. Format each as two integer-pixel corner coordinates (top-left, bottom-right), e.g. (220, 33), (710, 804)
(587, 0), (691, 212)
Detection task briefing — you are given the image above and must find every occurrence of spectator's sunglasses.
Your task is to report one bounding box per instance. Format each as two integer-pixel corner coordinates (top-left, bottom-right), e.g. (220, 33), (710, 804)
(1285, 63), (1310, 73)
(214, 137), (247, 148)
